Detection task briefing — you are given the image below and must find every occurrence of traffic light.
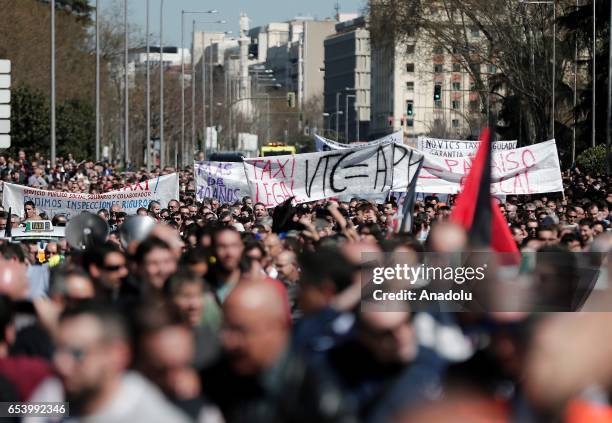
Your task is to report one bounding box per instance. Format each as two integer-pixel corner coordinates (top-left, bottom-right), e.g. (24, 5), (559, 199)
(287, 92), (296, 108)
(406, 101), (414, 116)
(434, 84), (441, 101)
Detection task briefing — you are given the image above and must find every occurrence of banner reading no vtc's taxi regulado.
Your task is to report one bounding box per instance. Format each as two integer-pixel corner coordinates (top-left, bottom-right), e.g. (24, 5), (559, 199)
(2, 173), (179, 219)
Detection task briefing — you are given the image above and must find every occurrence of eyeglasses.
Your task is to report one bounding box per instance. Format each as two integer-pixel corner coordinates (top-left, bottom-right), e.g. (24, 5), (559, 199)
(103, 264), (125, 271)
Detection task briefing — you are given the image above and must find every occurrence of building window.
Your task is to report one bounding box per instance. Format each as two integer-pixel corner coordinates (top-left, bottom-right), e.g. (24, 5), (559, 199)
(452, 63), (461, 72)
(452, 82), (461, 90)
(452, 100), (460, 109)
(406, 63), (415, 72)
(470, 27), (480, 37)
(434, 100), (442, 109)
(487, 64), (497, 73)
(433, 45), (444, 54)
(406, 44), (415, 54)
(452, 119), (460, 128)
(469, 100), (479, 112)
(434, 64), (443, 73)
(406, 81), (414, 91)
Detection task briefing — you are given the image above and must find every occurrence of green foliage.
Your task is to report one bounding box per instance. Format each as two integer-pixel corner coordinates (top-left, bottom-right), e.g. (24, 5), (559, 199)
(56, 99), (94, 159)
(9, 85), (94, 159)
(576, 144), (607, 175)
(37, 0), (93, 20)
(10, 85), (50, 156)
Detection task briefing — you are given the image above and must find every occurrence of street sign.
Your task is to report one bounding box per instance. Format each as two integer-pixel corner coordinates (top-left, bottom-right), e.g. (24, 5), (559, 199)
(0, 59), (11, 148)
(0, 89), (9, 104)
(0, 60), (9, 74)
(0, 75), (9, 89)
(0, 59), (10, 149)
(0, 105), (9, 119)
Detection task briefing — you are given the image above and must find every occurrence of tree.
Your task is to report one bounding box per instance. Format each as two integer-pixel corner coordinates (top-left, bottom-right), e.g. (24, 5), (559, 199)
(558, 0), (610, 153)
(367, 0), (580, 151)
(9, 86), (50, 156)
(56, 99), (95, 159)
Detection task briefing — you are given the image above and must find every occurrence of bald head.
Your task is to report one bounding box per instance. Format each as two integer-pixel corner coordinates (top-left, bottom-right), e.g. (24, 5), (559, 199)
(427, 222), (467, 252)
(222, 281), (289, 375)
(225, 281), (287, 328)
(150, 224), (184, 258)
(0, 259), (28, 300)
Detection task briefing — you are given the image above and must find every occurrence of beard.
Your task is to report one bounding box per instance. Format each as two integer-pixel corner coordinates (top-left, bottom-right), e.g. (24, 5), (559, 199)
(64, 383), (104, 416)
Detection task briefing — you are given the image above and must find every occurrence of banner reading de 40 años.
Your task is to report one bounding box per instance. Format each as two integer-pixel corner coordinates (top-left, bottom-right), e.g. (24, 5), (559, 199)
(417, 139), (563, 195)
(194, 161), (250, 203)
(2, 173), (179, 219)
(243, 143), (424, 208)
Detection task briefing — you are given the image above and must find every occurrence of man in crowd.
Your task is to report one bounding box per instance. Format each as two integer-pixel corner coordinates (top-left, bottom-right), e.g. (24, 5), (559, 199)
(30, 303), (190, 422)
(201, 280), (355, 423)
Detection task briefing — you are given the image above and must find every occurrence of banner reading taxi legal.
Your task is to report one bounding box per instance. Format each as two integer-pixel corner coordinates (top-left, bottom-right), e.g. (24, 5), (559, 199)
(3, 173), (179, 218)
(417, 139), (563, 194)
(243, 143), (424, 207)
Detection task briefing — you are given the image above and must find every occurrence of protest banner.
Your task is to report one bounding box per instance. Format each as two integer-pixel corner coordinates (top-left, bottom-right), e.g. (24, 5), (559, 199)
(2, 173), (179, 219)
(417, 139), (563, 195)
(416, 136), (517, 158)
(243, 143), (423, 207)
(315, 130), (403, 151)
(194, 161), (250, 203)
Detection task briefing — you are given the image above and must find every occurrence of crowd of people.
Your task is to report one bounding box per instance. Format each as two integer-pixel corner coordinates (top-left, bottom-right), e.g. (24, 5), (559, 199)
(0, 149), (611, 422)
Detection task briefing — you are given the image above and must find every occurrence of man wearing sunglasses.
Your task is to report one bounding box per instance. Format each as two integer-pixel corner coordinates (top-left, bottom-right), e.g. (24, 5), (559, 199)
(84, 243), (129, 302)
(37, 303), (190, 421)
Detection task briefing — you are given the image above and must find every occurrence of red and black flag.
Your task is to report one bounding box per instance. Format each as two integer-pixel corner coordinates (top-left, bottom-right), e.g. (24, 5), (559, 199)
(450, 128), (518, 253)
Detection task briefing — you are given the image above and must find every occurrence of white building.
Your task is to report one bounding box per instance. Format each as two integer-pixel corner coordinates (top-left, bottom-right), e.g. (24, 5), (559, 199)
(323, 17), (370, 142)
(127, 46), (190, 74)
(370, 28), (495, 141)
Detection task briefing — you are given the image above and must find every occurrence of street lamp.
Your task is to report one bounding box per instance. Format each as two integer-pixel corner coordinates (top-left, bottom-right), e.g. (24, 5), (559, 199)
(192, 20), (231, 155)
(95, 0), (100, 162)
(193, 20), (227, 158)
(124, 0), (128, 168)
(519, 0), (556, 139)
(50, 0), (56, 166)
(181, 10), (217, 167)
(345, 94), (356, 143)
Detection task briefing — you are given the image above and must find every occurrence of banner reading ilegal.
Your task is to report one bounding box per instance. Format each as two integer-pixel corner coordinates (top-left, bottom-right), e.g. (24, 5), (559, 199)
(417, 140), (563, 194)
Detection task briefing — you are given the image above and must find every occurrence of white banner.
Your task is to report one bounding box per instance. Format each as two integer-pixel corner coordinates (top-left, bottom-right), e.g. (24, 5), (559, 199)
(2, 173), (179, 219)
(244, 143), (424, 207)
(194, 161), (250, 203)
(315, 130), (403, 151)
(417, 140), (563, 195)
(416, 136), (517, 158)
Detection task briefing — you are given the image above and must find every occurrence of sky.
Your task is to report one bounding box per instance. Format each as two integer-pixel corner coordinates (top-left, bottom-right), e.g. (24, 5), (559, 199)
(96, 0), (367, 47)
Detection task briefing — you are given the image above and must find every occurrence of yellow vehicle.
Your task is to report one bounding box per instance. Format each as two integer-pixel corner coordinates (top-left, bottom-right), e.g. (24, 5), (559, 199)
(260, 143), (296, 157)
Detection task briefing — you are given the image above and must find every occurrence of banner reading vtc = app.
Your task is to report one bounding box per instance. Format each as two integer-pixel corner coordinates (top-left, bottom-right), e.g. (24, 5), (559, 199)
(2, 173), (179, 219)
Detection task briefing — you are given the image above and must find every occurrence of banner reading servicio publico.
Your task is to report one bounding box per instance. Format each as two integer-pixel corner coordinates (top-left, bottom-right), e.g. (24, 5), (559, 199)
(2, 173), (179, 218)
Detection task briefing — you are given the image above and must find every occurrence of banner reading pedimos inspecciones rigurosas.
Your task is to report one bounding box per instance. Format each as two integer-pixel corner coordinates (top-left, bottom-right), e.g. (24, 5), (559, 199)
(2, 173), (179, 219)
